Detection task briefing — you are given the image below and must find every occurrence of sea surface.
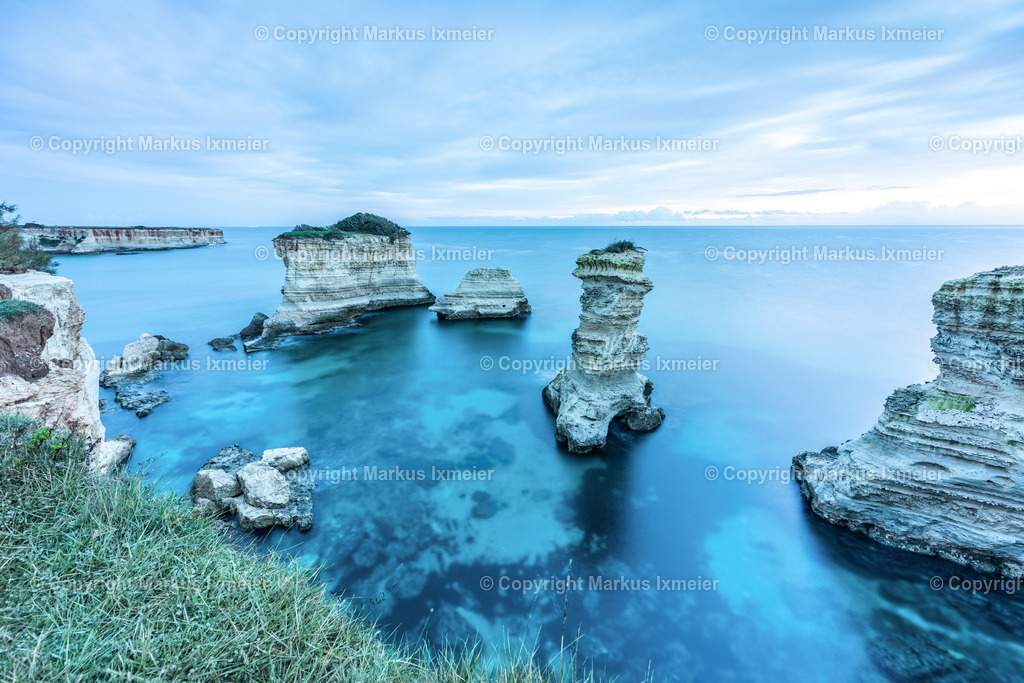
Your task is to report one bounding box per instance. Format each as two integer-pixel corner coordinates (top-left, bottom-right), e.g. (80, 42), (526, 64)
(57, 227), (1024, 682)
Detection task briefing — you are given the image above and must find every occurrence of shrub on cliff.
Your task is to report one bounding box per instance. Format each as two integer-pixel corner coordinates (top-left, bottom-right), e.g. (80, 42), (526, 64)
(281, 213), (410, 242)
(0, 202), (56, 274)
(590, 240), (645, 254)
(0, 415), (590, 682)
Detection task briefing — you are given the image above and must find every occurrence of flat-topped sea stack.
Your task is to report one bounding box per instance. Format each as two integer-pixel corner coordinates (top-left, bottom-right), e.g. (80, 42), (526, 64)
(246, 213), (434, 350)
(17, 225), (224, 253)
(430, 267), (531, 320)
(0, 271), (134, 474)
(795, 266), (1024, 575)
(543, 242), (664, 453)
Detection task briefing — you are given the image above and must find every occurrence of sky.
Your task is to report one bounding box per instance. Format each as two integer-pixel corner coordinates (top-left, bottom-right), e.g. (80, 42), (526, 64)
(2, 0), (1023, 227)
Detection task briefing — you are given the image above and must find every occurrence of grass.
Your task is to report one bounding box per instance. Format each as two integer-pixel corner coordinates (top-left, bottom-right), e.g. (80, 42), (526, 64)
(0, 415), (594, 682)
(279, 213), (411, 242)
(0, 299), (44, 320)
(923, 390), (977, 412)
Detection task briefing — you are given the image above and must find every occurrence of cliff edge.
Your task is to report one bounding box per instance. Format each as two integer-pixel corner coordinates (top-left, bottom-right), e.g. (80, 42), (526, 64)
(795, 266), (1024, 576)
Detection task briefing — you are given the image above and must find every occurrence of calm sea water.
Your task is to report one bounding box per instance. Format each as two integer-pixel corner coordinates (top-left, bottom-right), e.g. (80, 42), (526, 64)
(57, 227), (1024, 682)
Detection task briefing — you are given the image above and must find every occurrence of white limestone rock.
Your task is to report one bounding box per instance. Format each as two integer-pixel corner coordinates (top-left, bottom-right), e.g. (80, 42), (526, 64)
(261, 446), (310, 472)
(543, 246), (664, 453)
(794, 266), (1024, 576)
(237, 462), (290, 509)
(429, 267), (531, 320)
(17, 226), (224, 253)
(246, 215), (434, 350)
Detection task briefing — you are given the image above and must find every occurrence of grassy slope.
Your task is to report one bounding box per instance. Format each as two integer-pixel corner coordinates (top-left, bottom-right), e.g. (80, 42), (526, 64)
(0, 416), (585, 682)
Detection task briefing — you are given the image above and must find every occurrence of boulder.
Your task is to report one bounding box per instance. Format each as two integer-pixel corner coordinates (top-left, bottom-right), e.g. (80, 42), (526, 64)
(261, 446), (309, 472)
(237, 462), (290, 509)
(208, 337), (237, 352)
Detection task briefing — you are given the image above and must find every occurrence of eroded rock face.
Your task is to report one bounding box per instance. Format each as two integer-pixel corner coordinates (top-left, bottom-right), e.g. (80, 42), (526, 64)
(794, 266), (1024, 576)
(0, 271), (134, 472)
(543, 247), (664, 453)
(191, 444), (313, 531)
(429, 267), (531, 320)
(100, 333), (188, 417)
(0, 300), (55, 381)
(246, 230), (433, 350)
(17, 226), (225, 253)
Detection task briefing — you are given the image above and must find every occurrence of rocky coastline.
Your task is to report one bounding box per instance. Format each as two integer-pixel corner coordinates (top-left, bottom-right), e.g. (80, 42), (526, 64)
(543, 243), (664, 453)
(429, 267), (531, 320)
(794, 266), (1024, 576)
(0, 271), (134, 473)
(246, 214), (433, 350)
(17, 225), (225, 253)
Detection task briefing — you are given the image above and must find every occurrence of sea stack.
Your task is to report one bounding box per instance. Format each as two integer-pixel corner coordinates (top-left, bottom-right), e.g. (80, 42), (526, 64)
(246, 213), (434, 350)
(543, 242), (664, 453)
(429, 267), (531, 320)
(0, 271), (134, 473)
(794, 266), (1024, 576)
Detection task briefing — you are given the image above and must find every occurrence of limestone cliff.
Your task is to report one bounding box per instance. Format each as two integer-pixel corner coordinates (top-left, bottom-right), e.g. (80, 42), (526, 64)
(794, 266), (1024, 576)
(246, 215), (433, 350)
(0, 271), (134, 473)
(543, 244), (664, 453)
(18, 225), (224, 253)
(429, 267), (531, 320)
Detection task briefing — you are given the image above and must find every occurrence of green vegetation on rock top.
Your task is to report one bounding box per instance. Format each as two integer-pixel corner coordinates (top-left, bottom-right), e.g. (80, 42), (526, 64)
(923, 389), (977, 412)
(589, 240), (645, 255)
(0, 299), (44, 320)
(278, 213), (410, 242)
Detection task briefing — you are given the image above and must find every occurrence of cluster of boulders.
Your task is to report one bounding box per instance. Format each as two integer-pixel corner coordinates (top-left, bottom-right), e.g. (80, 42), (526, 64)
(192, 444), (313, 531)
(100, 333), (189, 416)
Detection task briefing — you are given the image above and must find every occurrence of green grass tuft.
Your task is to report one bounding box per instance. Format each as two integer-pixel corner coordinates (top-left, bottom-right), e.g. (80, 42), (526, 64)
(0, 299), (44, 320)
(0, 415), (595, 682)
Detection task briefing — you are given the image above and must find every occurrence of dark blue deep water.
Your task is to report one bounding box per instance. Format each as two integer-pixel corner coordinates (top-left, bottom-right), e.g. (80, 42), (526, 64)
(57, 227), (1024, 681)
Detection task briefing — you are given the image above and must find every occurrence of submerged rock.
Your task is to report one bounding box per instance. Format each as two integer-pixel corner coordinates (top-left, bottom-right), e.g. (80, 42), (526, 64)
(543, 243), (664, 453)
(429, 267), (531, 320)
(794, 266), (1024, 576)
(100, 333), (188, 417)
(191, 444), (313, 531)
(208, 337), (237, 352)
(245, 214), (434, 351)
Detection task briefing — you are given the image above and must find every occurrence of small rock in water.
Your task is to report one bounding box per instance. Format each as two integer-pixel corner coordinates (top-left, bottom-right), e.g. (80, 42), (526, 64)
(208, 337), (237, 352)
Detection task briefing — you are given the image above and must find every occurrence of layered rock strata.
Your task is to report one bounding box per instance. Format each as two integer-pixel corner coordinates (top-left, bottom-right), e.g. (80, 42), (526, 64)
(100, 333), (189, 417)
(794, 266), (1024, 576)
(246, 225), (433, 350)
(542, 246), (664, 453)
(0, 271), (134, 472)
(191, 445), (313, 531)
(17, 225), (224, 253)
(429, 267), (531, 320)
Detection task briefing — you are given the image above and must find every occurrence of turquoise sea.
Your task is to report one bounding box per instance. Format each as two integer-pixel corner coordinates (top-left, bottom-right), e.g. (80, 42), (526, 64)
(57, 227), (1024, 682)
